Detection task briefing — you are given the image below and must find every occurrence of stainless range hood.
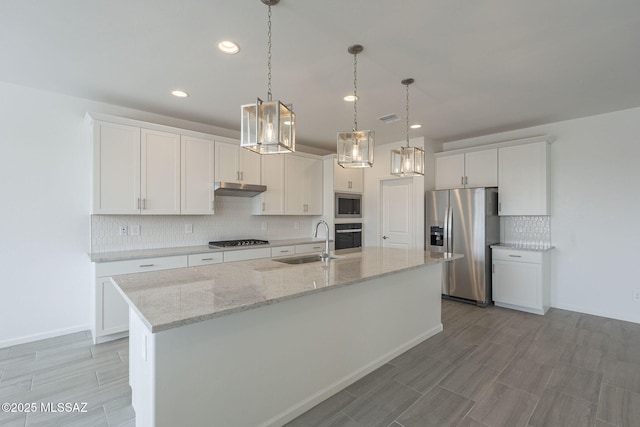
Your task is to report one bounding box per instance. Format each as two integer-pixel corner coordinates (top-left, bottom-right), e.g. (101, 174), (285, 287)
(214, 182), (267, 197)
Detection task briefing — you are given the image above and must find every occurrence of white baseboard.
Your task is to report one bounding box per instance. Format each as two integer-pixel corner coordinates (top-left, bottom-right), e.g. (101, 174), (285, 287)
(263, 323), (444, 427)
(551, 302), (640, 324)
(0, 324), (92, 349)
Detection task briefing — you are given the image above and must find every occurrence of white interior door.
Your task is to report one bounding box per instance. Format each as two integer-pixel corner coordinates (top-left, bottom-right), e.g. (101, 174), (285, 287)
(381, 178), (414, 248)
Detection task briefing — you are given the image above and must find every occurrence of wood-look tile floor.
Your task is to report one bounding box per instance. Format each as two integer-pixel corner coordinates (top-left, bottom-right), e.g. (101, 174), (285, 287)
(1, 300), (639, 426)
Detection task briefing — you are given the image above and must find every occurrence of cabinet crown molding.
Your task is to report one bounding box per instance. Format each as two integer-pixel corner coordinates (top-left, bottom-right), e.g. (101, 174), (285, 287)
(434, 134), (555, 157)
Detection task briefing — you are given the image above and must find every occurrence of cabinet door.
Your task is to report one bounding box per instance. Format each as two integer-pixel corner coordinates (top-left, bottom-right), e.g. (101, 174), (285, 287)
(334, 158), (364, 192)
(435, 154), (465, 189)
(493, 260), (541, 309)
(285, 156), (305, 214)
(181, 136), (215, 215)
(304, 157), (323, 215)
(256, 155), (285, 214)
(498, 142), (549, 215)
(465, 149), (497, 188)
(141, 129), (181, 214)
(240, 149), (261, 184)
(97, 277), (129, 336)
(92, 121), (141, 214)
(214, 141), (240, 183)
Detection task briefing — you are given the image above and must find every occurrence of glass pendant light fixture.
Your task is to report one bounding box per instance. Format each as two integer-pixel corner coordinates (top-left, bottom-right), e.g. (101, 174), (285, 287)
(390, 78), (424, 176)
(241, 0), (295, 154)
(337, 44), (374, 168)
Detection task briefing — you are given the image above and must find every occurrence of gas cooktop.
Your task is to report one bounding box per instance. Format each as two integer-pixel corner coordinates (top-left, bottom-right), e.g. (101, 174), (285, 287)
(208, 239), (270, 248)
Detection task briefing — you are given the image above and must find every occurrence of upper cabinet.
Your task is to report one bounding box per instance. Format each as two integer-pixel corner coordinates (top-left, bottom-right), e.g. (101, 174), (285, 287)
(435, 149), (497, 190)
(255, 154), (323, 216)
(498, 141), (550, 216)
(215, 141), (261, 185)
(334, 158), (364, 193)
(140, 129), (181, 214)
(90, 114), (215, 215)
(92, 121), (141, 214)
(181, 136), (215, 215)
(285, 156), (323, 215)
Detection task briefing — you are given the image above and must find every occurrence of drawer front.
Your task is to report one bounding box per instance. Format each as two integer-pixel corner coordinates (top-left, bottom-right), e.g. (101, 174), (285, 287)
(271, 246), (295, 257)
(223, 247), (271, 263)
(492, 249), (542, 264)
(188, 252), (223, 266)
(96, 255), (188, 276)
(295, 243), (326, 254)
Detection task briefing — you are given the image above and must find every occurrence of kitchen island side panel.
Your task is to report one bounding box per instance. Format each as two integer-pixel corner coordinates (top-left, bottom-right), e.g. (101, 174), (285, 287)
(129, 263), (442, 427)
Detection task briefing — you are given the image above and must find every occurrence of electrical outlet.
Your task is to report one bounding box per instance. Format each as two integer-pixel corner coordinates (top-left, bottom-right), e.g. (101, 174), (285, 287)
(633, 290), (640, 302)
(294, 222), (300, 230)
(185, 224), (193, 234)
(119, 226), (128, 236)
(130, 225), (140, 236)
(261, 222), (268, 231)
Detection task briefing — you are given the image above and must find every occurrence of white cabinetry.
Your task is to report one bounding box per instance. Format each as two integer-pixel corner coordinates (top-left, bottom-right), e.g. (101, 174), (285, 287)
(187, 252), (223, 266)
(140, 129), (181, 214)
(295, 242), (327, 254)
(435, 149), (497, 190)
(223, 247), (271, 262)
(91, 117), (211, 215)
(93, 255), (188, 343)
(254, 155), (285, 214)
(498, 141), (549, 215)
(215, 140), (261, 185)
(334, 158), (364, 193)
(492, 247), (550, 315)
(285, 155), (323, 215)
(92, 121), (141, 214)
(181, 136), (215, 215)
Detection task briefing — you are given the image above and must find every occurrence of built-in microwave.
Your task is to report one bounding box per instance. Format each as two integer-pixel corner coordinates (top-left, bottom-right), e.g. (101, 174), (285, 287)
(335, 192), (362, 218)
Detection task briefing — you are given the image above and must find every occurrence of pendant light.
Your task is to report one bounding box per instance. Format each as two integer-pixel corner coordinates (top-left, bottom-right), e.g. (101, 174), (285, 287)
(241, 0), (295, 154)
(390, 78), (424, 176)
(337, 44), (374, 168)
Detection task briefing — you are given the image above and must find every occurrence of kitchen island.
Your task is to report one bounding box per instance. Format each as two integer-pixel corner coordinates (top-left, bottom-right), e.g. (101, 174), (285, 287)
(112, 247), (461, 427)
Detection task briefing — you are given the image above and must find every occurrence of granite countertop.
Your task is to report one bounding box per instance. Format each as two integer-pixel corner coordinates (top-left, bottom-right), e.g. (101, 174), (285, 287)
(111, 247), (462, 333)
(89, 238), (330, 263)
(491, 244), (555, 252)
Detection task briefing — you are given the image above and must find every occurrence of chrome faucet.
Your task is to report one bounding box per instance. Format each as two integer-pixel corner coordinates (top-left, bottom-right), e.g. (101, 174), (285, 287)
(313, 220), (331, 260)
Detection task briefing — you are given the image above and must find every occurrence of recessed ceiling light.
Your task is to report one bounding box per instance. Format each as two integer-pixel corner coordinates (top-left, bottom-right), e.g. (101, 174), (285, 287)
(343, 94), (358, 102)
(218, 40), (240, 54)
(410, 124), (422, 129)
(171, 90), (189, 98)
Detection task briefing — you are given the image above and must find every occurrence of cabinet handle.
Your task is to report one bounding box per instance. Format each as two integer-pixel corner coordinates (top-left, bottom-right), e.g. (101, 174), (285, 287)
(142, 198), (147, 210)
(498, 202), (501, 212)
(241, 171), (244, 181)
(201, 258), (214, 261)
(348, 181), (352, 189)
(279, 250), (290, 253)
(465, 176), (468, 185)
(492, 263), (494, 273)
(137, 198), (141, 209)
(139, 264), (155, 267)
(312, 246), (322, 249)
(508, 255), (522, 258)
(461, 176), (464, 186)
(303, 204), (308, 212)
(262, 203), (265, 211)
(237, 171), (240, 181)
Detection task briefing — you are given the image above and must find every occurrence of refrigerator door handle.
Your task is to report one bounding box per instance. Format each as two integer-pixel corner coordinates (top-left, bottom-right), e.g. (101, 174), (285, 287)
(446, 206), (453, 253)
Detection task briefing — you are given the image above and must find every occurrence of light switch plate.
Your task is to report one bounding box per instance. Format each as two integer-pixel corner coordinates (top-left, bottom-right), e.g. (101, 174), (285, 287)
(185, 224), (193, 234)
(130, 225), (140, 236)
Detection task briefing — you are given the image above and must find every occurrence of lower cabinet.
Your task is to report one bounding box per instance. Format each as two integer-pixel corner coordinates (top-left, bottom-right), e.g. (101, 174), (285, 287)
(492, 247), (550, 315)
(93, 255), (189, 343)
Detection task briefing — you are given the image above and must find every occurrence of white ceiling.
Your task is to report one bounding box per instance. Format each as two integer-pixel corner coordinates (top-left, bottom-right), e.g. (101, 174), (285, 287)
(2, 0), (640, 152)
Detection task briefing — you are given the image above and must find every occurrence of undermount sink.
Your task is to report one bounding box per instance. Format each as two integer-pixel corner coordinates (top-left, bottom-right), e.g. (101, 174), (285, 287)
(273, 254), (341, 265)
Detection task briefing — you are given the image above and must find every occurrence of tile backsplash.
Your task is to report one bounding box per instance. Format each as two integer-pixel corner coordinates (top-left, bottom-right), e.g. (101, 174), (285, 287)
(500, 216), (552, 250)
(91, 197), (319, 252)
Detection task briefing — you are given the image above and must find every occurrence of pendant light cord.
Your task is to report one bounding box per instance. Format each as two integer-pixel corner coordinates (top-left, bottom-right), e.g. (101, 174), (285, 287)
(353, 52), (358, 132)
(405, 82), (410, 148)
(267, 4), (273, 101)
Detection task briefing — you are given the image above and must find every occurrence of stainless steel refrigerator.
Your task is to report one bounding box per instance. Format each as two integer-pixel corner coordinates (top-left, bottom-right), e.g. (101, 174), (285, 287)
(426, 188), (499, 305)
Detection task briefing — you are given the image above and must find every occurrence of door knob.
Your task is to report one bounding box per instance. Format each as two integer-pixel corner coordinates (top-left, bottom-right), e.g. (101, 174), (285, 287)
(382, 236), (389, 239)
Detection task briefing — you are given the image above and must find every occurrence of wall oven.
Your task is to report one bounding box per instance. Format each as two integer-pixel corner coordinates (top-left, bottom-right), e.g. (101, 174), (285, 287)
(335, 223), (362, 250)
(335, 193), (362, 218)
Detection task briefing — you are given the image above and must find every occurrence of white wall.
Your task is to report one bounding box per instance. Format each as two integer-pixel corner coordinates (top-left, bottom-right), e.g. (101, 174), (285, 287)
(0, 81), (318, 347)
(362, 138), (425, 249)
(441, 107), (640, 324)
